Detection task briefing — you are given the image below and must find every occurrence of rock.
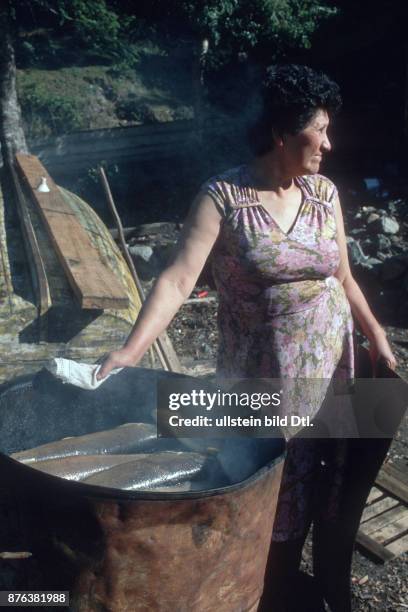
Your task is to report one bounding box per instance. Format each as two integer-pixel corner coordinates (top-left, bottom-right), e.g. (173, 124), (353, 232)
(361, 234), (392, 257)
(381, 216), (400, 234)
(375, 234), (392, 251)
(389, 235), (405, 251)
(139, 104), (193, 123)
(128, 244), (161, 279)
(128, 244), (154, 260)
(364, 257), (383, 267)
(387, 199), (406, 215)
(359, 258), (383, 276)
(144, 105), (175, 123)
(128, 241), (178, 280)
(361, 206), (376, 214)
(349, 228), (366, 237)
(116, 99), (193, 124)
(367, 213), (381, 224)
(200, 343), (213, 358)
(360, 237), (376, 257)
(368, 215), (400, 235)
(347, 237), (367, 265)
(390, 235), (401, 243)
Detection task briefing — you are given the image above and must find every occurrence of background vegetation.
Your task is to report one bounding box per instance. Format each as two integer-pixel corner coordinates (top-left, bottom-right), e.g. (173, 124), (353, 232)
(1, 0), (405, 224)
(10, 0), (339, 139)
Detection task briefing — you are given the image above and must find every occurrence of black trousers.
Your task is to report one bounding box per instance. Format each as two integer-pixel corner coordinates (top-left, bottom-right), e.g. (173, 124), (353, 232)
(258, 438), (391, 612)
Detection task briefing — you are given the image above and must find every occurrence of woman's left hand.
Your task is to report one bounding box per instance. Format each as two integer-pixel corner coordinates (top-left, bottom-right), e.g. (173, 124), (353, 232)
(369, 330), (397, 373)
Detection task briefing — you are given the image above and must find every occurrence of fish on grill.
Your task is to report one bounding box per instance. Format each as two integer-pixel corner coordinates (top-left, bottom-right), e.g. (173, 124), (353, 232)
(83, 451), (206, 490)
(29, 454), (149, 481)
(11, 423), (157, 464)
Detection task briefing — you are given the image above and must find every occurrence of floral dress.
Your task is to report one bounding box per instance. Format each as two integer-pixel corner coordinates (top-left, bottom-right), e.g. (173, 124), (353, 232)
(200, 165), (355, 541)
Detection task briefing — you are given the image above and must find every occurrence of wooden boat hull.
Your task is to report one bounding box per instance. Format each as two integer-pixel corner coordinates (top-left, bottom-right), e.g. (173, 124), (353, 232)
(0, 178), (143, 383)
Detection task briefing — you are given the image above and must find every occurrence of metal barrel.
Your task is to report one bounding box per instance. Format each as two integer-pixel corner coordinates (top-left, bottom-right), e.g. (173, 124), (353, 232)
(0, 368), (286, 611)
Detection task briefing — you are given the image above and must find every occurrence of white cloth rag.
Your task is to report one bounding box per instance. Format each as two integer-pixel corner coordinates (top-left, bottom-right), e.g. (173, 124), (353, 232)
(46, 358), (122, 390)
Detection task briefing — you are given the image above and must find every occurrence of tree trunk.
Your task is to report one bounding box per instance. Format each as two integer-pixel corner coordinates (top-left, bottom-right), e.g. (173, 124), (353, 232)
(0, 7), (28, 168)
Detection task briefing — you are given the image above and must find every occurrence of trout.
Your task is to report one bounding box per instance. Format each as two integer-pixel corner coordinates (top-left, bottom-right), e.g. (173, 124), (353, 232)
(11, 423), (157, 464)
(29, 454), (149, 481)
(84, 451), (205, 490)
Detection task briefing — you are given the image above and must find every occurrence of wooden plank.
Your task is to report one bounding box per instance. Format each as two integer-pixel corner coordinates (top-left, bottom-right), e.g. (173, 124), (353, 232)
(361, 496), (399, 522)
(382, 461), (408, 486)
(185, 296), (216, 304)
(370, 512), (408, 545)
(361, 504), (407, 536)
(156, 331), (183, 373)
(355, 529), (395, 563)
(15, 154), (129, 310)
(9, 163), (51, 323)
(366, 486), (385, 505)
(385, 532), (408, 556)
(110, 222), (181, 240)
(376, 469), (408, 504)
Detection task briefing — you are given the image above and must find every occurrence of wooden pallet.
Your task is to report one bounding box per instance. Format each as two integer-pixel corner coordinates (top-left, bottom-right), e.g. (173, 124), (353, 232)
(357, 462), (408, 562)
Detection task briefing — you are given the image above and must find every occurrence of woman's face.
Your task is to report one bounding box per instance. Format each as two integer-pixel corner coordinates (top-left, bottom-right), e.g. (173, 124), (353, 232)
(279, 108), (331, 176)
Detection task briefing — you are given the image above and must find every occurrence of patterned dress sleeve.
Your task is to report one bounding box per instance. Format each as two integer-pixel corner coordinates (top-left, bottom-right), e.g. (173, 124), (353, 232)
(198, 177), (227, 217)
(311, 174), (342, 244)
(313, 174), (339, 205)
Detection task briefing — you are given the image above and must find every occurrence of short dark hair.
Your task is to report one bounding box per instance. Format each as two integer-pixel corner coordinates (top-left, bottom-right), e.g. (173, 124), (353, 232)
(248, 64), (342, 157)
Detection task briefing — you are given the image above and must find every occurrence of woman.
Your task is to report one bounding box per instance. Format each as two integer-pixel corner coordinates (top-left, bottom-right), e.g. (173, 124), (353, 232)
(98, 64), (396, 610)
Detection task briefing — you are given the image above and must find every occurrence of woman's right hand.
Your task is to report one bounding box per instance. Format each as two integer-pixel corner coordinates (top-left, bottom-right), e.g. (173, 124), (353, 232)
(96, 348), (137, 380)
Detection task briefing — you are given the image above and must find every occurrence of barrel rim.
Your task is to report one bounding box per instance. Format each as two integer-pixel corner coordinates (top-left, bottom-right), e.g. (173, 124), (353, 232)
(0, 447), (286, 502)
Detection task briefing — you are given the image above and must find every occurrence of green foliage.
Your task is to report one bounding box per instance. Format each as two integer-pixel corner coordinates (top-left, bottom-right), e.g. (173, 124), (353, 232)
(20, 87), (83, 139)
(217, 0), (336, 63)
(14, 0), (138, 64)
(12, 0), (338, 70)
(17, 36), (67, 68)
(11, 0), (340, 138)
(53, 0), (123, 59)
(141, 0), (337, 65)
(17, 73), (86, 139)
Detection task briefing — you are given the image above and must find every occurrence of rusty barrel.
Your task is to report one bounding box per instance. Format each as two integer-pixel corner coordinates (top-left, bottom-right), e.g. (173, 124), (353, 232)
(0, 367), (286, 611)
